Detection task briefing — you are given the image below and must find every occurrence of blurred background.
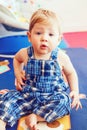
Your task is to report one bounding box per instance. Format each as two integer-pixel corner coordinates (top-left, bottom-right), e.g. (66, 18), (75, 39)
(0, 0), (87, 32)
(0, 0), (87, 49)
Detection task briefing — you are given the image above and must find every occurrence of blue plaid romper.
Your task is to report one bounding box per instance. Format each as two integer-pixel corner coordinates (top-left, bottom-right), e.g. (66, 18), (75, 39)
(0, 46), (71, 127)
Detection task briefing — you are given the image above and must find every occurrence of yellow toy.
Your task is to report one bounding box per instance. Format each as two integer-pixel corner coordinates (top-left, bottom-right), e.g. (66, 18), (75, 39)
(17, 115), (71, 130)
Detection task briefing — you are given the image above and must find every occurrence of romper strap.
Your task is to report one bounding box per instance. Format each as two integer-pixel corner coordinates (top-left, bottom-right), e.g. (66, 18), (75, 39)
(51, 46), (59, 60)
(27, 46), (34, 59)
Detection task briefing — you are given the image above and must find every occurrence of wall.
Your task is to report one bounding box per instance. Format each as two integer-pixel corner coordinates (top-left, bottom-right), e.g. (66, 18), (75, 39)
(45, 0), (87, 32)
(20, 0), (87, 32)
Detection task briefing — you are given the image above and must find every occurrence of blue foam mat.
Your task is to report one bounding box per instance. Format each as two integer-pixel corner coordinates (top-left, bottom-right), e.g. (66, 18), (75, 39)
(0, 35), (68, 55)
(65, 48), (87, 130)
(0, 48), (87, 130)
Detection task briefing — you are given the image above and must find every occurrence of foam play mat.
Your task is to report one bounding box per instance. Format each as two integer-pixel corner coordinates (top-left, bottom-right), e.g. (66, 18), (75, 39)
(0, 35), (68, 55)
(17, 115), (71, 130)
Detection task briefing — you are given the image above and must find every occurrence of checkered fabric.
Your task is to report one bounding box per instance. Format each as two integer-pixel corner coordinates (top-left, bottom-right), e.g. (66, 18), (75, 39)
(0, 46), (71, 127)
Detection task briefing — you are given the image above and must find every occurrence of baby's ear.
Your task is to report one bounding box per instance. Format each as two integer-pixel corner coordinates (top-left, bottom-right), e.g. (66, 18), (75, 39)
(27, 31), (31, 42)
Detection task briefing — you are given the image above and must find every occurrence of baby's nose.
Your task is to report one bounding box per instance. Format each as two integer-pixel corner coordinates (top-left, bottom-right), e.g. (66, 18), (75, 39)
(41, 39), (48, 42)
(41, 34), (48, 42)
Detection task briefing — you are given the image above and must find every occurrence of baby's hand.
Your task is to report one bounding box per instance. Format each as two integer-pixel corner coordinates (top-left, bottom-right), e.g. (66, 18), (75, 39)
(15, 70), (26, 91)
(69, 91), (82, 110)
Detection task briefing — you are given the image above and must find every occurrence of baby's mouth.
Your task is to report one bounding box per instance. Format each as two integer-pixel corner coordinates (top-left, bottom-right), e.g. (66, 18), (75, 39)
(40, 44), (48, 49)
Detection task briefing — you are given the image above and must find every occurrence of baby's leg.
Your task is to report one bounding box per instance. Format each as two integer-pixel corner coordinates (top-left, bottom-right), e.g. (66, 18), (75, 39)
(25, 113), (45, 130)
(0, 90), (8, 130)
(0, 119), (6, 130)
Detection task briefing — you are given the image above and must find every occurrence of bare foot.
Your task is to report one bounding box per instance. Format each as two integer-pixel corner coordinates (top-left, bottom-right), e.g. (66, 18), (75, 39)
(0, 89), (9, 94)
(0, 120), (6, 130)
(25, 114), (45, 130)
(25, 113), (38, 130)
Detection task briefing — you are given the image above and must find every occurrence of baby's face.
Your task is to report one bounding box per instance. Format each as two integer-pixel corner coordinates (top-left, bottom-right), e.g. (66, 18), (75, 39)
(28, 23), (61, 59)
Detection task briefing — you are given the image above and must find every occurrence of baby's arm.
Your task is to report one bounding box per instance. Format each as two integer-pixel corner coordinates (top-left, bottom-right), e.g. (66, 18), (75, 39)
(58, 50), (82, 110)
(13, 48), (28, 91)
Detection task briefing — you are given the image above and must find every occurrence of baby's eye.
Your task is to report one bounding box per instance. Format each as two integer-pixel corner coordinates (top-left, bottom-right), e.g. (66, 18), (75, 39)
(36, 32), (41, 35)
(49, 33), (54, 36)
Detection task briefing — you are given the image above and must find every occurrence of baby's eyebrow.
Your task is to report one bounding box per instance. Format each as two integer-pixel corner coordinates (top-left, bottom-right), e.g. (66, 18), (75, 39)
(34, 28), (43, 32)
(35, 27), (43, 30)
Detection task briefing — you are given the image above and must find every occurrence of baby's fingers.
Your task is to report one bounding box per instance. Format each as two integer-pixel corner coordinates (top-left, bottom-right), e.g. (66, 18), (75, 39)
(71, 99), (77, 109)
(16, 82), (23, 91)
(15, 78), (25, 91)
(71, 99), (82, 110)
(76, 101), (82, 110)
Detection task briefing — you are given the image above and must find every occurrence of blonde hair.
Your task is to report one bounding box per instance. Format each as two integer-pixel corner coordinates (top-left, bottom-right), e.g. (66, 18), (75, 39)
(29, 9), (61, 35)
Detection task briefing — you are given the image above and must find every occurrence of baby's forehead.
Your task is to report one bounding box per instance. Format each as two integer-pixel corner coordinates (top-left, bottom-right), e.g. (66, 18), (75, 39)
(33, 22), (59, 31)
(33, 23), (59, 34)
